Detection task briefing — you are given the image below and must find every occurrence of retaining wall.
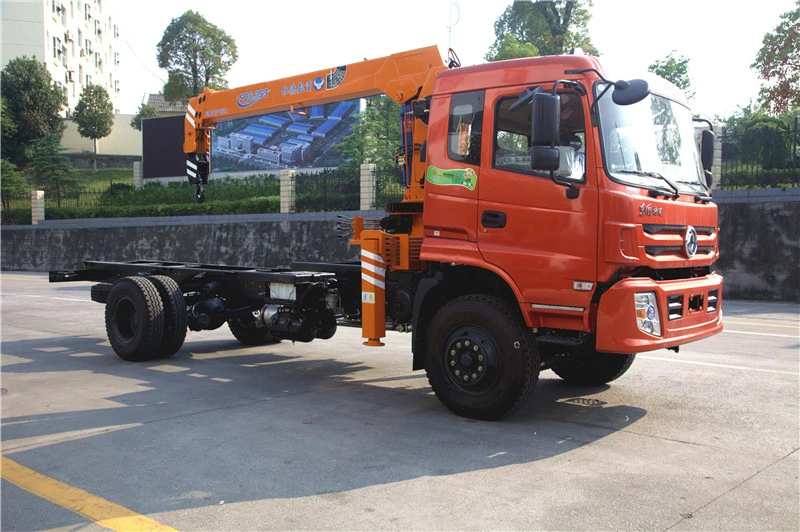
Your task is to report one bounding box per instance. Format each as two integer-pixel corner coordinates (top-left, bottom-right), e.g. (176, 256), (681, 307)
(2, 190), (798, 301)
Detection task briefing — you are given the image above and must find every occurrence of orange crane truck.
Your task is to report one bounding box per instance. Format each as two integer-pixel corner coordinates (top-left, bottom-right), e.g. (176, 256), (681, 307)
(50, 46), (723, 420)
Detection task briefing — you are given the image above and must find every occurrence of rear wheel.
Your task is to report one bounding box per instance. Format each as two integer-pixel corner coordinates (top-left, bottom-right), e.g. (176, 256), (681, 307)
(228, 315), (280, 346)
(424, 295), (539, 420)
(551, 348), (636, 386)
(147, 275), (187, 358)
(105, 276), (164, 362)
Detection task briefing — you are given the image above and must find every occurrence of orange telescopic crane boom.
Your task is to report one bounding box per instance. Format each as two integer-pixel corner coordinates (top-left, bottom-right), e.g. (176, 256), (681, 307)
(183, 45), (448, 202)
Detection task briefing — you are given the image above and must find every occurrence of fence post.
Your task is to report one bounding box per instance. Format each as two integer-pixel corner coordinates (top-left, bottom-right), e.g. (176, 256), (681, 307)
(31, 190), (45, 225)
(360, 163), (377, 210)
(280, 169), (296, 214)
(712, 124), (723, 189)
(132, 161), (143, 189)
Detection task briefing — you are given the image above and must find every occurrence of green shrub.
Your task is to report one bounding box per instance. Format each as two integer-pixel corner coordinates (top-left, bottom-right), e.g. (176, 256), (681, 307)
(96, 174), (279, 207)
(45, 196), (280, 220)
(1, 208), (31, 225)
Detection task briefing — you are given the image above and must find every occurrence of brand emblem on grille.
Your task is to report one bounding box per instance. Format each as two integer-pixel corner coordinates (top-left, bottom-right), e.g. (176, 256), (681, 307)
(684, 226), (698, 258)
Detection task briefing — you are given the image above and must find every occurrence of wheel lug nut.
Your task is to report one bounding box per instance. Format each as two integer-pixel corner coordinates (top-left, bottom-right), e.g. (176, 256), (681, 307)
(450, 349), (456, 356)
(455, 370), (461, 376)
(478, 355), (484, 361)
(465, 340), (470, 347)
(472, 373), (478, 380)
(473, 345), (479, 352)
(463, 375), (469, 381)
(456, 342), (462, 348)
(478, 365), (483, 372)
(450, 360), (456, 367)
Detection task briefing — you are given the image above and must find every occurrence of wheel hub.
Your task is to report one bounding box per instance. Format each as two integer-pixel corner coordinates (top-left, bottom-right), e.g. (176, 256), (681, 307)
(446, 336), (488, 387)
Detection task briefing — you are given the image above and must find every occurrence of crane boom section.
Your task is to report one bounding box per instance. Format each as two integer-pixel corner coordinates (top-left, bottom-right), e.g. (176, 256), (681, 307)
(184, 45), (447, 155)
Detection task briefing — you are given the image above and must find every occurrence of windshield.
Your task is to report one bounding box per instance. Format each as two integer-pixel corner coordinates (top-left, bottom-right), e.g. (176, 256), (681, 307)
(596, 84), (705, 193)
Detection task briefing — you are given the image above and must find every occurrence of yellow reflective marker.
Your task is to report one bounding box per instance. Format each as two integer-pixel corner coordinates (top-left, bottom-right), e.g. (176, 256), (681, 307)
(1, 456), (176, 532)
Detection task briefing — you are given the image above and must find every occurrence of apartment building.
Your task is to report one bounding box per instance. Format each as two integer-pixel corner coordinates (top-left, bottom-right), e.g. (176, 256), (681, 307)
(1, 0), (121, 115)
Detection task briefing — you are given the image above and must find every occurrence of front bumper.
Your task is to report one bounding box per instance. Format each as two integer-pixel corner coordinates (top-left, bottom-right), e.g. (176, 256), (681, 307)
(595, 273), (723, 353)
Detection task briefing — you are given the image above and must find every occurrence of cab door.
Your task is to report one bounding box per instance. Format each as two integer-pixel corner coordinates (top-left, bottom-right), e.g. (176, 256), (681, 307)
(477, 86), (599, 315)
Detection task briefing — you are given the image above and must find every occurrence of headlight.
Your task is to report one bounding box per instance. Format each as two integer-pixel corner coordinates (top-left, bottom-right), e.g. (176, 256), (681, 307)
(635, 292), (661, 336)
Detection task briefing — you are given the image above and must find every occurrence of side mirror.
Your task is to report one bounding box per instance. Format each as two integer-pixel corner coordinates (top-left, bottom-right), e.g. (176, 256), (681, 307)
(530, 146), (560, 171)
(611, 79), (650, 106)
(701, 129), (715, 171)
(531, 92), (560, 146)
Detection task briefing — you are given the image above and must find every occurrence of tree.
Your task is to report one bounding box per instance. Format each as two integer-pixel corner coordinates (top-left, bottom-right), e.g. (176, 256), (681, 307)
(486, 0), (597, 62)
(752, 1), (799, 115)
(0, 56), (66, 165)
(26, 134), (76, 206)
(1, 97), (18, 154)
(130, 104), (161, 131)
(1, 159), (29, 211)
(486, 34), (539, 62)
(335, 97), (400, 168)
(648, 51), (695, 101)
(73, 84), (114, 171)
(156, 10), (238, 102)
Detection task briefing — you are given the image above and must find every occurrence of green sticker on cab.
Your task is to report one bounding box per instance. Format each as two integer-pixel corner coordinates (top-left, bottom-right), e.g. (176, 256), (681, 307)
(426, 166), (477, 191)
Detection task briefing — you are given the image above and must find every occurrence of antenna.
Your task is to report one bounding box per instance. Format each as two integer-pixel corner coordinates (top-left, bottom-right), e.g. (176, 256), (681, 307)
(448, 1), (460, 52)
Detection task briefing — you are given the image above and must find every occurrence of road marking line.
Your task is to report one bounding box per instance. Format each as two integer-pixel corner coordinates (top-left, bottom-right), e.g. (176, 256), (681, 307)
(1, 456), (176, 532)
(0, 293), (91, 303)
(638, 355), (798, 376)
(724, 329), (798, 339)
(724, 319), (799, 330)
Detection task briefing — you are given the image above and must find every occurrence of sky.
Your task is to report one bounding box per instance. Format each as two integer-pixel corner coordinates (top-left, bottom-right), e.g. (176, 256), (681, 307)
(111, 0), (796, 119)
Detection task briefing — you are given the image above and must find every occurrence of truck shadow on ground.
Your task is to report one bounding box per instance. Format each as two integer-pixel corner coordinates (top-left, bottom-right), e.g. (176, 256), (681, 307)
(1, 333), (646, 524)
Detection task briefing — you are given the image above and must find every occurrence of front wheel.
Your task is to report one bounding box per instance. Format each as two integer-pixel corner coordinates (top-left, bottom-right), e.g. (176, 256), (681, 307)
(424, 295), (539, 421)
(551, 348), (636, 386)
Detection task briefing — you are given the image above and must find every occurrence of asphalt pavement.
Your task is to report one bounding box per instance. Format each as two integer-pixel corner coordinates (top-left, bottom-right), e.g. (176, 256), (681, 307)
(1, 272), (798, 531)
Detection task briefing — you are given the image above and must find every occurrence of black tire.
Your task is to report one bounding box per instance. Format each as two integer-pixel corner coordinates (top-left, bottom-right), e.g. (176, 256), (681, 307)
(147, 275), (187, 358)
(424, 295), (539, 421)
(551, 349), (636, 386)
(228, 316), (280, 346)
(105, 276), (164, 362)
(90, 283), (112, 304)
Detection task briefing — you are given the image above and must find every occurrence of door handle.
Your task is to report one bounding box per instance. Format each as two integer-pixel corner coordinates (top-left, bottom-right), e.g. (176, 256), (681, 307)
(481, 210), (507, 229)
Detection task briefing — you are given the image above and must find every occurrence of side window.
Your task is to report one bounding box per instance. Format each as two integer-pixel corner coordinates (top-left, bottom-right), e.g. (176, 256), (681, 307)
(448, 90), (484, 165)
(493, 91), (586, 181)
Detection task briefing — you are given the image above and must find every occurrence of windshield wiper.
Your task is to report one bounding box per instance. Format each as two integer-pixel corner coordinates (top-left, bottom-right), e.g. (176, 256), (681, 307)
(618, 170), (680, 199)
(676, 180), (713, 202)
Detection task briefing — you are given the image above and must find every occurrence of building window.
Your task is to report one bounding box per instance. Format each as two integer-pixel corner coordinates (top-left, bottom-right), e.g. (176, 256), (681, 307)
(53, 37), (63, 60)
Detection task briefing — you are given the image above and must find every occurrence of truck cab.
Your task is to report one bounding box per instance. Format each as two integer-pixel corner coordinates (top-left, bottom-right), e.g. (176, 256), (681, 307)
(419, 54), (722, 358)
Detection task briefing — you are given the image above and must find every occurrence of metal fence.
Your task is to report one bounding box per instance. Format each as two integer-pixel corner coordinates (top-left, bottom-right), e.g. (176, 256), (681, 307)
(1, 190), (107, 211)
(294, 168), (360, 212)
(375, 166), (406, 208)
(720, 120), (799, 189)
(44, 190), (105, 209)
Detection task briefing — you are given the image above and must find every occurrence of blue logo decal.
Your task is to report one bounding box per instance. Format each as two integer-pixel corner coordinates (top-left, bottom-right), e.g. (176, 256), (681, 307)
(313, 77), (325, 90)
(236, 88), (270, 108)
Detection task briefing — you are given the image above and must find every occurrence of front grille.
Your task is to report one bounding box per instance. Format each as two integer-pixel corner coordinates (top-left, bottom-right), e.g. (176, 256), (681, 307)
(667, 294), (683, 320)
(707, 289), (719, 312)
(642, 224), (716, 259)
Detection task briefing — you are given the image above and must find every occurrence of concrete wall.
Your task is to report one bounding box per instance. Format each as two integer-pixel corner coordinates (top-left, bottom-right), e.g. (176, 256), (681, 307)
(2, 191), (798, 301)
(713, 188), (800, 302)
(0, 212), (366, 272)
(62, 114), (142, 156)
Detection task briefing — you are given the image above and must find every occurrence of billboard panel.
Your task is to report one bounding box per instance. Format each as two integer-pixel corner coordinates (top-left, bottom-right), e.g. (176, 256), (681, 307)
(211, 98), (361, 173)
(142, 115), (185, 179)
